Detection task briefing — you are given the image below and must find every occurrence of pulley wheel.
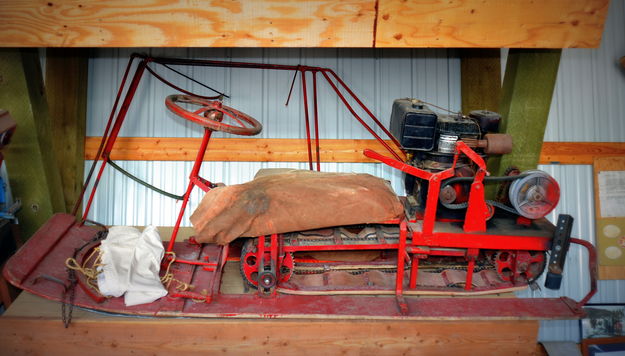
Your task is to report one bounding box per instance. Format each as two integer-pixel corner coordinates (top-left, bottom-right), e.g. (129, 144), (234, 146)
(166, 94), (262, 136)
(508, 170), (560, 219)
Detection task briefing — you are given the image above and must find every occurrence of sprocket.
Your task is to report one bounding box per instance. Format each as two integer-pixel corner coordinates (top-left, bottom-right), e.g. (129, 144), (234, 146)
(494, 250), (546, 284)
(239, 238), (294, 288)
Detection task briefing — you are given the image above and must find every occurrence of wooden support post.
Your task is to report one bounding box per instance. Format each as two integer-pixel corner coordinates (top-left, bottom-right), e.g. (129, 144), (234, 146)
(0, 49), (65, 240)
(487, 49), (561, 178)
(45, 49), (88, 215)
(460, 49), (501, 113)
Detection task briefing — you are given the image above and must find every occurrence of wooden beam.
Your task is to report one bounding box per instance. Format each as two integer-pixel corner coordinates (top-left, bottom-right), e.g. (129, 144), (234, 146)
(0, 49), (65, 239)
(375, 0), (609, 48)
(84, 137), (406, 163)
(1, 292), (540, 355)
(0, 0), (376, 47)
(539, 142), (625, 165)
(0, 0), (609, 48)
(598, 265), (625, 280)
(487, 49), (561, 180)
(460, 49), (501, 113)
(45, 48), (88, 214)
(85, 137), (623, 165)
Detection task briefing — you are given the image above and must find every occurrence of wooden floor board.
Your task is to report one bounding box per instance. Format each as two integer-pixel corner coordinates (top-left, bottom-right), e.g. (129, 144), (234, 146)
(0, 292), (540, 355)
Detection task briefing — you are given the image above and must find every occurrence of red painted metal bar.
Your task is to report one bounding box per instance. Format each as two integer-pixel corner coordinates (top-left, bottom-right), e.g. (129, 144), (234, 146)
(325, 69), (402, 150)
(256, 235), (266, 296)
(413, 233), (551, 251)
(409, 255), (419, 289)
(319, 71), (403, 161)
(150, 54), (404, 160)
(81, 59), (148, 222)
(363, 149), (433, 180)
(78, 54), (407, 221)
(312, 71), (321, 171)
(167, 127), (214, 253)
(173, 258), (217, 267)
(463, 168), (488, 232)
(464, 248), (479, 291)
(101, 60), (149, 158)
(283, 244), (400, 252)
(363, 148), (454, 236)
(151, 55), (323, 72)
(270, 233), (279, 284)
(456, 141), (487, 169)
(284, 66), (299, 106)
(406, 247), (465, 257)
(190, 176), (211, 193)
(73, 54), (140, 217)
(571, 238), (598, 306)
(300, 70), (314, 170)
(457, 141), (489, 231)
(169, 291), (211, 302)
(145, 65), (222, 100)
(206, 244), (229, 300)
(422, 177), (443, 236)
(396, 220), (408, 297)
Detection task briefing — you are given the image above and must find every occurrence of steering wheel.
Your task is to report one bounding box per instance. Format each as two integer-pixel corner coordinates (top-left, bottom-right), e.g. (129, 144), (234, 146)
(165, 94), (262, 136)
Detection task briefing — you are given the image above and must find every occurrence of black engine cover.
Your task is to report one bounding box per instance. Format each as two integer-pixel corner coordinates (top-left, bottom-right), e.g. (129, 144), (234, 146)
(389, 98), (438, 151)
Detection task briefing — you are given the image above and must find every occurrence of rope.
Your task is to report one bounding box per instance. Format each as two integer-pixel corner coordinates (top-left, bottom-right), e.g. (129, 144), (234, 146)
(107, 158), (185, 200)
(64, 247), (106, 297)
(65, 246), (194, 302)
(62, 229), (108, 328)
(160, 251), (194, 292)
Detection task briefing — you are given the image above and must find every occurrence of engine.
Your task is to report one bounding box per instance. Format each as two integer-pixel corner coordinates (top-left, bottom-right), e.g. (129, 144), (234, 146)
(389, 98), (559, 220)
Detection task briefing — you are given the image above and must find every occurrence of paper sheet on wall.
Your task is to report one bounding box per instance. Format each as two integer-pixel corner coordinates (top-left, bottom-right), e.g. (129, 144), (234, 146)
(598, 170), (625, 218)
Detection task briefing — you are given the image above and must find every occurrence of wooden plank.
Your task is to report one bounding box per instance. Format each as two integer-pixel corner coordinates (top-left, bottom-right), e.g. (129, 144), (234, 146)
(46, 48), (88, 214)
(375, 0), (609, 48)
(539, 142), (625, 165)
(487, 49), (561, 181)
(0, 0), (376, 47)
(460, 49), (501, 113)
(593, 156), (625, 280)
(0, 1), (609, 48)
(598, 265), (625, 280)
(0, 292), (540, 356)
(84, 137), (406, 163)
(85, 137), (623, 165)
(0, 50), (65, 239)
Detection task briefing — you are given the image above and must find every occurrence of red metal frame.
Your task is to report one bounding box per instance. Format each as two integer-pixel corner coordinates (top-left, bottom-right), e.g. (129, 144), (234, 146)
(255, 141), (587, 313)
(25, 53), (597, 315)
(71, 54), (410, 301)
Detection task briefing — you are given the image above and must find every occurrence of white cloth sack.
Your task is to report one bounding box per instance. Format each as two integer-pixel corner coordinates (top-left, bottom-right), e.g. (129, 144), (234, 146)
(97, 225), (168, 306)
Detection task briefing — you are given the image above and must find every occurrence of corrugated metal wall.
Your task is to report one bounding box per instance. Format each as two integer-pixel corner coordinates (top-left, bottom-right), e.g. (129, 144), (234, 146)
(83, 0), (624, 342)
(519, 0), (625, 342)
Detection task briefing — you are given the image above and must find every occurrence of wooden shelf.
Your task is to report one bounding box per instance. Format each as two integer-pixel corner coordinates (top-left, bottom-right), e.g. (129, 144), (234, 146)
(1, 292), (540, 355)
